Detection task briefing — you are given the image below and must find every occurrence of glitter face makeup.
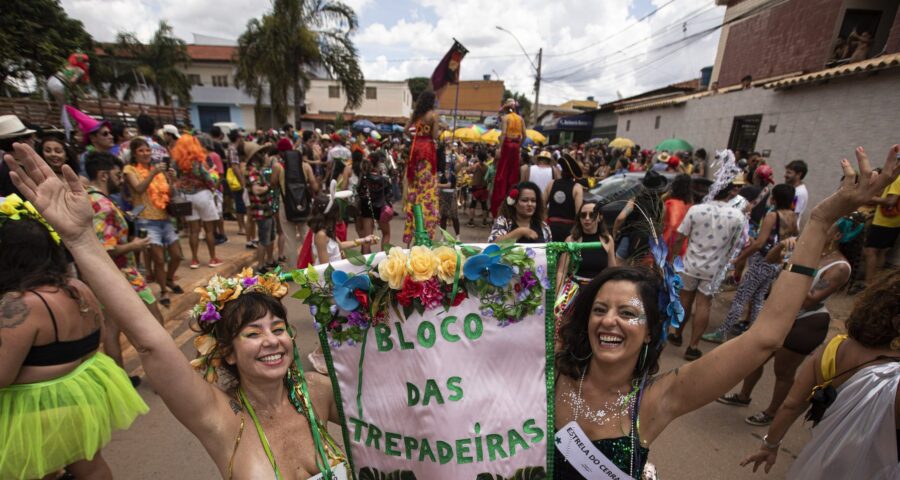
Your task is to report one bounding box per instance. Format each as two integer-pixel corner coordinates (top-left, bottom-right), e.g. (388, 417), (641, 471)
(624, 297), (647, 326)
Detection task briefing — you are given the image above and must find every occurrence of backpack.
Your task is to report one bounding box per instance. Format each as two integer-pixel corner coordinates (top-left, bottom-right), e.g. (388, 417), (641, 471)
(281, 150), (310, 222)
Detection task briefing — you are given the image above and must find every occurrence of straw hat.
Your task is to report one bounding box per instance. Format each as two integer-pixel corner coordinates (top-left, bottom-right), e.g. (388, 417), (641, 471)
(0, 115), (36, 139)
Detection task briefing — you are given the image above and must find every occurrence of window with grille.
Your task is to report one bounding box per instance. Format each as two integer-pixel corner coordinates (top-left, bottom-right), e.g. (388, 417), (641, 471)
(212, 75), (229, 87)
(188, 74), (202, 86)
(329, 86), (340, 98)
(366, 87), (377, 100)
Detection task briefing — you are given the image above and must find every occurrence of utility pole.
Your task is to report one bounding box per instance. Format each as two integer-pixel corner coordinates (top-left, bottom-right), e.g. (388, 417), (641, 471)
(533, 48), (542, 127)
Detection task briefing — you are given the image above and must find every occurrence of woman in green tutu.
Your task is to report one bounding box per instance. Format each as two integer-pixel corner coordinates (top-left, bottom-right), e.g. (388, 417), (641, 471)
(5, 143), (348, 479)
(0, 194), (148, 479)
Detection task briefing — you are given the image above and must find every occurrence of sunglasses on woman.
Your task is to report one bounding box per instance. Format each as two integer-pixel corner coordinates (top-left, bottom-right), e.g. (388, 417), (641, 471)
(579, 210), (600, 220)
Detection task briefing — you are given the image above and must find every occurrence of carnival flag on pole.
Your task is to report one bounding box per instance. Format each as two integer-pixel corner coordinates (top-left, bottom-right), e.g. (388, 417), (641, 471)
(431, 40), (469, 93)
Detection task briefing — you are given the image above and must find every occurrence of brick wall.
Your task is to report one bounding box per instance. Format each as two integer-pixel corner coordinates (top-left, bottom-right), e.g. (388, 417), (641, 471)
(718, 0), (844, 86)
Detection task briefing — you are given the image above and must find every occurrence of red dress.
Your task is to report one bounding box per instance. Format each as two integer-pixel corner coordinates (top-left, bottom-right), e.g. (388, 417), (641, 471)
(490, 112), (525, 216)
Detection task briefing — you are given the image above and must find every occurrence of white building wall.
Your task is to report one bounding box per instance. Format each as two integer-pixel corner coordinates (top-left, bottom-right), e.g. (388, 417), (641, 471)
(616, 69), (900, 211)
(305, 79), (412, 118)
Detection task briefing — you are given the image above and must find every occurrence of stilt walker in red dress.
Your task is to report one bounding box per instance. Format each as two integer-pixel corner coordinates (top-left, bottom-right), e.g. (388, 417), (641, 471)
(490, 98), (525, 217)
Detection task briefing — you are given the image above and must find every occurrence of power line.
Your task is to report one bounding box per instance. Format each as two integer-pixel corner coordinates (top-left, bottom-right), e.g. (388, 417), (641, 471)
(542, 0), (784, 85)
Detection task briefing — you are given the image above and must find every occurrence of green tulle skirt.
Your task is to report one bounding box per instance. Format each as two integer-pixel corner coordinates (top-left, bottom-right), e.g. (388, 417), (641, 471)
(0, 352), (148, 479)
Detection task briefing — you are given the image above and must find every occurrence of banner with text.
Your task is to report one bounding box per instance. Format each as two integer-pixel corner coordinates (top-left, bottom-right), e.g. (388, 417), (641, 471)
(302, 244), (552, 479)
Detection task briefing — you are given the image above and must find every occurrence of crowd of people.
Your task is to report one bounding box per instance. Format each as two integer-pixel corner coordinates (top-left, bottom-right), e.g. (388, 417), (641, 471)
(0, 91), (898, 480)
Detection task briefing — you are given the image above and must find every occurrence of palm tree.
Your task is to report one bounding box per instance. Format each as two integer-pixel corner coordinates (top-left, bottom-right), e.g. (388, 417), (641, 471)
(235, 0), (365, 126)
(105, 21), (192, 106)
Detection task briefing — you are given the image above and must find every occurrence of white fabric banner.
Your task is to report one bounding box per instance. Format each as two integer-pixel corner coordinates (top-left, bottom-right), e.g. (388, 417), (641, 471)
(316, 246), (551, 479)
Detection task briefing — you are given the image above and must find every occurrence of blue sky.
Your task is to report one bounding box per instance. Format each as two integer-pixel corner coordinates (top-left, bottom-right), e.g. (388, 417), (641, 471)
(63, 0), (725, 105)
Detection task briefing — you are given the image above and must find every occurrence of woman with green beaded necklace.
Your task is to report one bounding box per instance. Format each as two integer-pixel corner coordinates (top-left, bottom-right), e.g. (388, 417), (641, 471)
(4, 143), (351, 479)
(553, 145), (899, 479)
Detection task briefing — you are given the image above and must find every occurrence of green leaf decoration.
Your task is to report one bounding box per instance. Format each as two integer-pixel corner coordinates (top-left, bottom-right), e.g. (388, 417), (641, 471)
(358, 467), (418, 480)
(345, 249), (367, 266)
(306, 264), (319, 283)
(366, 252), (378, 267)
(461, 245), (481, 257)
(324, 264), (336, 284)
(291, 287), (312, 300)
(440, 227), (458, 244)
(291, 269), (308, 286)
(402, 303), (414, 320)
(383, 242), (395, 253)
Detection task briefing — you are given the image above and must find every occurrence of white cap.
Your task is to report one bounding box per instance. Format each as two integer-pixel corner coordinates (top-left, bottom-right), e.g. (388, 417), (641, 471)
(162, 124), (180, 138)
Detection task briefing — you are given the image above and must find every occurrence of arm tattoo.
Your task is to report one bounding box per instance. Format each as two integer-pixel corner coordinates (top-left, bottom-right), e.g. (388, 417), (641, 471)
(0, 293), (29, 329)
(230, 399), (243, 415)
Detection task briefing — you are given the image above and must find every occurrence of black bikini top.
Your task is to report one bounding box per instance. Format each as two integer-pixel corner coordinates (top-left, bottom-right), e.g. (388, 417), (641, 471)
(22, 291), (100, 366)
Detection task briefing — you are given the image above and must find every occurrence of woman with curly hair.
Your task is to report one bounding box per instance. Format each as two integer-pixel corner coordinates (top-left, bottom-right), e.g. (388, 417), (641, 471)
(0, 196), (147, 479)
(742, 268), (900, 478)
(402, 91), (439, 245)
(171, 133), (222, 268)
(551, 145), (898, 479)
(5, 143), (350, 479)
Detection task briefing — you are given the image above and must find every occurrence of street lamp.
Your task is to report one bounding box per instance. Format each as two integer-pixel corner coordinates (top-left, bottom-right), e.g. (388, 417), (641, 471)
(496, 25), (543, 125)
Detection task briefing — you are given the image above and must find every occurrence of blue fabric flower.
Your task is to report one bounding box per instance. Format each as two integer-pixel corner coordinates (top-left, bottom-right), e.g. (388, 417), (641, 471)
(649, 238), (685, 345)
(463, 244), (513, 287)
(332, 270), (371, 311)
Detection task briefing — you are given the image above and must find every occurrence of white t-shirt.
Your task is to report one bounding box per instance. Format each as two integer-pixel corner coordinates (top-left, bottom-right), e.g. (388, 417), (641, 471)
(529, 165), (554, 200)
(677, 201), (747, 280)
(793, 183), (808, 216)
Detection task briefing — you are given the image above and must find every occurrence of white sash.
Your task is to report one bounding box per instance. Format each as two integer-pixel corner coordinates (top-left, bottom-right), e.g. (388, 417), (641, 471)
(555, 421), (635, 480)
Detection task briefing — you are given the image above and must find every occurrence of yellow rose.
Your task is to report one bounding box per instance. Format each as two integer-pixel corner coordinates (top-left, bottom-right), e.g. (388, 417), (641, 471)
(378, 247), (409, 289)
(433, 246), (460, 284)
(408, 246), (438, 282)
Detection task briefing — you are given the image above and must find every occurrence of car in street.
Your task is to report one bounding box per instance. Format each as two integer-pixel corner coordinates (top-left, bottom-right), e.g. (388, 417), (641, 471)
(583, 171), (677, 227)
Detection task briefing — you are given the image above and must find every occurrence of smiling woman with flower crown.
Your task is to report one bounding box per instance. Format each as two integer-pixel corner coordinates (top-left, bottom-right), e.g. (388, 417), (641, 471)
(4, 143), (350, 479)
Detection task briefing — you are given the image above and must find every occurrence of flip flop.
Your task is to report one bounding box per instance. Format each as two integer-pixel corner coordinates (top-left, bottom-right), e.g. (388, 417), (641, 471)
(159, 296), (171, 308)
(166, 282), (184, 294)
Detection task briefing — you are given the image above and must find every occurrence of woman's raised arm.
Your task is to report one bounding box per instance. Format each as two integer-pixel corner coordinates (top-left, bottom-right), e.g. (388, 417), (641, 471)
(4, 143), (227, 433)
(644, 145), (899, 440)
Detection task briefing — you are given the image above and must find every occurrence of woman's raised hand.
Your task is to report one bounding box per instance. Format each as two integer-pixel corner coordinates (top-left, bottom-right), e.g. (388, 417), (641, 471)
(811, 145), (899, 224)
(4, 143), (94, 244)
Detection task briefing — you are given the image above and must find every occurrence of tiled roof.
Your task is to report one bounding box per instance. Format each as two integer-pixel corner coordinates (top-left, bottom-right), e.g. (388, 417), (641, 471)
(763, 53), (900, 89)
(186, 45), (237, 62)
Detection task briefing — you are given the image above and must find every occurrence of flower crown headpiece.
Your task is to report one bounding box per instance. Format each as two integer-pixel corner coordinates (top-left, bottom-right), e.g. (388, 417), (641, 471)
(190, 268), (289, 383)
(0, 194), (61, 244)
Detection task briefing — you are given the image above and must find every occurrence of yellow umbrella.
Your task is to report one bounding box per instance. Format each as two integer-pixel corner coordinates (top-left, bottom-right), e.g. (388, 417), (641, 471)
(526, 129), (547, 145)
(453, 126), (482, 143)
(480, 129), (501, 145)
(439, 130), (453, 141)
(609, 137), (635, 149)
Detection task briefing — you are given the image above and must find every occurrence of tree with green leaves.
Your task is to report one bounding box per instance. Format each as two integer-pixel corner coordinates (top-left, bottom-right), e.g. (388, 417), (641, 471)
(235, 0), (365, 126)
(504, 89), (532, 124)
(406, 77), (430, 103)
(104, 21), (192, 106)
(0, 0), (94, 96)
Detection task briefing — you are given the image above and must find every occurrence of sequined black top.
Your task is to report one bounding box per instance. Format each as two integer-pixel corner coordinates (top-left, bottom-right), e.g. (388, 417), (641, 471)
(553, 436), (649, 479)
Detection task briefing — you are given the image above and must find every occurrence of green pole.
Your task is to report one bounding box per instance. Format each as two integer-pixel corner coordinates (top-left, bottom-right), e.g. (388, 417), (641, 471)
(413, 204), (432, 247)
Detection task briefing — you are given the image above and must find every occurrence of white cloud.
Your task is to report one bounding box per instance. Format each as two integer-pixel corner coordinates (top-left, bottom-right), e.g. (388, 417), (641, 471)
(61, 0), (725, 104)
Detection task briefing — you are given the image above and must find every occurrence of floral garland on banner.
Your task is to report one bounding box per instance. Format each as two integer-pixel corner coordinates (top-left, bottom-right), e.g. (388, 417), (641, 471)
(292, 237), (548, 348)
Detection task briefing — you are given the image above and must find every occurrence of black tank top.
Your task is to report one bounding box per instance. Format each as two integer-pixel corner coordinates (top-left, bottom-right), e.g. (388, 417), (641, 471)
(547, 178), (576, 220)
(575, 232), (609, 279)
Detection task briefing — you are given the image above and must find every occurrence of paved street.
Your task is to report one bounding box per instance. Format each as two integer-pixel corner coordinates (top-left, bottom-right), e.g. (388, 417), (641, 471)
(103, 205), (853, 479)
